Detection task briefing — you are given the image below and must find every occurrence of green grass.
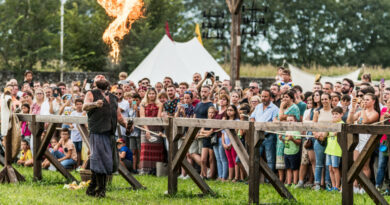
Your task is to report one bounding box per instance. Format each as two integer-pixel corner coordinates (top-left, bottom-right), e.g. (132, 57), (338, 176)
(0, 165), (388, 204)
(222, 64), (390, 81)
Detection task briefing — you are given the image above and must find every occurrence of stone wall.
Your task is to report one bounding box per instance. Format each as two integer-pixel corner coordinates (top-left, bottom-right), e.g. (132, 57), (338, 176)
(239, 77), (276, 89)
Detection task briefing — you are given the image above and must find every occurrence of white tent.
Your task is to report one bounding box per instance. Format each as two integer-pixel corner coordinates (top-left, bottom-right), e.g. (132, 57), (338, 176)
(288, 64), (361, 92)
(127, 35), (230, 85)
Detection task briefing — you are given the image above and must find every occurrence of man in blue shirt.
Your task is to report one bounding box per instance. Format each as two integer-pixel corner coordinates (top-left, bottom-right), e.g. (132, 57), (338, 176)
(250, 89), (279, 172)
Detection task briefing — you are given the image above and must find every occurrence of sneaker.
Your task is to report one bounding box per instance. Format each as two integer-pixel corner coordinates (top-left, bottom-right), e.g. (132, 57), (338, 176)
(353, 187), (360, 194)
(295, 181), (304, 189)
(333, 187), (340, 192)
(178, 175), (185, 179)
(183, 175), (190, 180)
(325, 183), (332, 191)
(313, 184), (321, 191)
(304, 182), (314, 188)
(359, 188), (366, 194)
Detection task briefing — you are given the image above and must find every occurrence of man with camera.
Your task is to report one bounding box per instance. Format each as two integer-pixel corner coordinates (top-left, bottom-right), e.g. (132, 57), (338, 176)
(83, 75), (127, 198)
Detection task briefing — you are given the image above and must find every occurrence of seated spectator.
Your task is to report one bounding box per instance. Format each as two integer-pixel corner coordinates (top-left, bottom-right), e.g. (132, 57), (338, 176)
(51, 128), (77, 169)
(42, 137), (63, 169)
(117, 138), (133, 171)
(17, 140), (33, 167)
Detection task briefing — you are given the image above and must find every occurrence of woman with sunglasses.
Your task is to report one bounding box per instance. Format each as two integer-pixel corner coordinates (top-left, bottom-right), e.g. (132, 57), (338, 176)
(139, 88), (164, 175)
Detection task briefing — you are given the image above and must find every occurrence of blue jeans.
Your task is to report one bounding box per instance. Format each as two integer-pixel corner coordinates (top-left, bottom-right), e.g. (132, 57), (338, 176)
(259, 134), (277, 172)
(314, 140), (330, 184)
(376, 149), (389, 186)
(51, 150), (76, 169)
(213, 137), (228, 179)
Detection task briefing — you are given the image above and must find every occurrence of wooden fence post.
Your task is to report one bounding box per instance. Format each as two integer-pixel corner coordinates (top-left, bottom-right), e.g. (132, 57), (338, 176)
(167, 117), (178, 195)
(339, 125), (357, 205)
(248, 122), (260, 204)
(32, 116), (44, 181)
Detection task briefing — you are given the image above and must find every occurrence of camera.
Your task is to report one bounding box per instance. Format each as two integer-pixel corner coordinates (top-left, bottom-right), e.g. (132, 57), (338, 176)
(52, 87), (62, 97)
(206, 71), (215, 79)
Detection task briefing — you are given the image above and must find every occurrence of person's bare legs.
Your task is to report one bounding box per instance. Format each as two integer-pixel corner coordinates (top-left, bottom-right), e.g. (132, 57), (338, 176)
(278, 169), (285, 183)
(201, 148), (209, 178)
(334, 167), (341, 189)
(353, 150), (359, 187)
(286, 169), (292, 185)
(329, 165), (336, 188)
(299, 164), (307, 182)
(293, 169), (299, 184)
(208, 149), (215, 178)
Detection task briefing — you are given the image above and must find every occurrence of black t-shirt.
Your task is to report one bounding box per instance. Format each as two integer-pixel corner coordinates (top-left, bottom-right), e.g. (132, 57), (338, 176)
(274, 98), (281, 108)
(194, 102), (214, 119)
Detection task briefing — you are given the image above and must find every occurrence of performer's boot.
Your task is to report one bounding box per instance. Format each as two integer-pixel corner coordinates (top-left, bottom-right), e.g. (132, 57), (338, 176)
(95, 174), (106, 198)
(86, 171), (97, 196)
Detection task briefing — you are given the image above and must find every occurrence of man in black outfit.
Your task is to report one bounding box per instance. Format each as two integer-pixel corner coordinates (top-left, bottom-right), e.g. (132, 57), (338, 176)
(83, 75), (127, 197)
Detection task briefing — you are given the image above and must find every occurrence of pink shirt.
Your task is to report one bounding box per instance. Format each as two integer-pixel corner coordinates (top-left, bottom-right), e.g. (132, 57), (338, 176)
(380, 107), (389, 143)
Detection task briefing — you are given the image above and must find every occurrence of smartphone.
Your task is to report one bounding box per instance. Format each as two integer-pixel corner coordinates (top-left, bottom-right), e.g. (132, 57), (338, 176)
(182, 104), (188, 109)
(216, 76), (219, 81)
(132, 101), (137, 105)
(381, 78), (385, 84)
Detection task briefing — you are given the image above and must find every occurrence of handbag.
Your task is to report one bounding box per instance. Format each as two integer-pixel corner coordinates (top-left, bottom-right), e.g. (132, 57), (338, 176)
(304, 138), (313, 149)
(210, 133), (218, 146)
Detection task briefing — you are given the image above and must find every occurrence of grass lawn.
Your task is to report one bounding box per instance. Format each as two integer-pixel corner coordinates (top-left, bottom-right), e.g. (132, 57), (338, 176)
(0, 165), (388, 205)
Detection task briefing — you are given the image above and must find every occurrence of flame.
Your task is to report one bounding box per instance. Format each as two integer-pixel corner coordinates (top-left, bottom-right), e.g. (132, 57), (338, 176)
(97, 0), (144, 63)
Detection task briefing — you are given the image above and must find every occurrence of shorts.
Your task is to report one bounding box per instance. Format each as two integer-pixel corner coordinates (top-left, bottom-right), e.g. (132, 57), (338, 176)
(189, 139), (202, 155)
(202, 137), (212, 149)
(355, 134), (370, 153)
(73, 141), (82, 153)
(300, 138), (310, 165)
(129, 136), (141, 150)
(326, 154), (340, 168)
(284, 152), (300, 170)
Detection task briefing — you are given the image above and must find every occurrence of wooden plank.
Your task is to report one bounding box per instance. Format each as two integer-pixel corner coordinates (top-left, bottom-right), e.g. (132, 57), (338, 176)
(44, 150), (77, 182)
(224, 129), (249, 173)
(4, 119), (12, 166)
(167, 118), (179, 195)
(255, 122), (342, 132)
(77, 124), (90, 149)
(181, 160), (215, 195)
(118, 163), (144, 189)
(339, 126), (353, 205)
(347, 134), (381, 183)
(171, 127), (200, 172)
(6, 166), (17, 183)
(347, 124), (390, 135)
(36, 115), (87, 124)
(259, 158), (295, 200)
(33, 122), (43, 181)
(36, 123), (59, 160)
(131, 117), (169, 126)
(174, 118), (249, 130)
(356, 172), (389, 205)
(248, 122), (261, 204)
(15, 114), (33, 122)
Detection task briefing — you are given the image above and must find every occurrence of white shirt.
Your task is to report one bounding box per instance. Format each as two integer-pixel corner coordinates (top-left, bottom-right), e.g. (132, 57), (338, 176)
(70, 111), (83, 142)
(116, 99), (130, 136)
(1, 94), (12, 136)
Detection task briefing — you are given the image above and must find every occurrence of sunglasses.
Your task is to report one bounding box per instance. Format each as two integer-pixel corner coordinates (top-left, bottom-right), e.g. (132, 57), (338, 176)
(184, 91), (192, 94)
(249, 86), (257, 89)
(357, 94), (364, 98)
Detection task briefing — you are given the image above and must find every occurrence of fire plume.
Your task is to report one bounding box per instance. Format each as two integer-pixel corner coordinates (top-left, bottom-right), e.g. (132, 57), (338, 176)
(97, 0), (144, 63)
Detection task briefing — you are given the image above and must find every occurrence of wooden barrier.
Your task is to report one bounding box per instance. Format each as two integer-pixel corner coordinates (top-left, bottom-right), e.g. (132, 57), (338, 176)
(2, 114), (389, 204)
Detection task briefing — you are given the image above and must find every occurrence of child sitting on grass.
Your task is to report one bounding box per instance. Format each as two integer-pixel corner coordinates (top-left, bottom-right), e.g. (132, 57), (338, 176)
(51, 128), (77, 169)
(17, 139), (33, 167)
(324, 106), (344, 191)
(279, 115), (301, 186)
(42, 137), (63, 169)
(117, 138), (133, 172)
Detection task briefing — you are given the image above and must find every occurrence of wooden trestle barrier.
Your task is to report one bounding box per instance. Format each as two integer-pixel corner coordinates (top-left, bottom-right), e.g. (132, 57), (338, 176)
(1, 114), (389, 204)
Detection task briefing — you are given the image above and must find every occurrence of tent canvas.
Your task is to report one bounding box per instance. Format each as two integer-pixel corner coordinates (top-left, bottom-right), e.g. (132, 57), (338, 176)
(127, 35), (230, 85)
(288, 64), (361, 92)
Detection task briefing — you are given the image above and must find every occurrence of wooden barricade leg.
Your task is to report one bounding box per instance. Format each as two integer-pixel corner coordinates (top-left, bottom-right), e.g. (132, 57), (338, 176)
(168, 118), (179, 195)
(78, 123), (144, 189)
(248, 123), (261, 204)
(0, 115), (25, 183)
(339, 129), (358, 205)
(345, 132), (388, 205)
(44, 150), (77, 182)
